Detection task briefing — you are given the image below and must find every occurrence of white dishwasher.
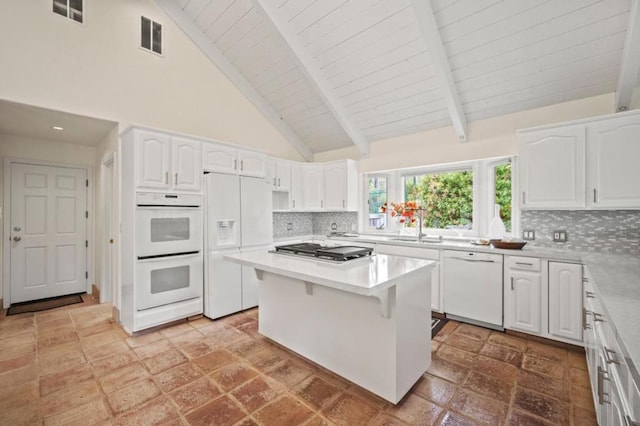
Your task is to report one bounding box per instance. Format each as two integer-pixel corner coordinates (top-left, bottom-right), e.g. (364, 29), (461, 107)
(443, 250), (504, 329)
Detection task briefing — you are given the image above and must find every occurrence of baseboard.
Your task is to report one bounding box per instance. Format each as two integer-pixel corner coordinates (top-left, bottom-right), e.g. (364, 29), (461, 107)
(91, 284), (100, 301)
(112, 306), (120, 324)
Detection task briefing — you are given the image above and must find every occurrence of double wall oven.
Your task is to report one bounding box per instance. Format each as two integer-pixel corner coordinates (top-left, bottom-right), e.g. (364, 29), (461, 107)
(135, 192), (203, 312)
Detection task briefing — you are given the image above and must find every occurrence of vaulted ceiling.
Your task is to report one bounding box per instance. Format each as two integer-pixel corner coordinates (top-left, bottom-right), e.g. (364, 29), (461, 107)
(157, 0), (640, 161)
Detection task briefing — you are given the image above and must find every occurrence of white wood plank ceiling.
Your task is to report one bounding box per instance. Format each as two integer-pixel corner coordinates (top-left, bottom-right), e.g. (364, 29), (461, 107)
(157, 0), (640, 160)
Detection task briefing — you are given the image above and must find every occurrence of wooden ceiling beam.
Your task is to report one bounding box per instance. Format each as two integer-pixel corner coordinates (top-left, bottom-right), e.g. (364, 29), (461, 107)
(252, 0), (370, 158)
(410, 0), (468, 143)
(155, 0), (314, 161)
(616, 0), (640, 112)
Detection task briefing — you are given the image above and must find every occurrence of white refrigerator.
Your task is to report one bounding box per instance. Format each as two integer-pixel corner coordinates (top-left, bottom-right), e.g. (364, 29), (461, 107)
(204, 172), (273, 319)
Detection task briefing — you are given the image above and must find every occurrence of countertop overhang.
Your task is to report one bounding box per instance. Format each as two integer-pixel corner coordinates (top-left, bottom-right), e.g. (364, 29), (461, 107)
(224, 251), (435, 297)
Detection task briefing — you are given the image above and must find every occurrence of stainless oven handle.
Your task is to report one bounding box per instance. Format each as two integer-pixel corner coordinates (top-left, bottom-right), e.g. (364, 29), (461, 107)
(137, 251), (201, 261)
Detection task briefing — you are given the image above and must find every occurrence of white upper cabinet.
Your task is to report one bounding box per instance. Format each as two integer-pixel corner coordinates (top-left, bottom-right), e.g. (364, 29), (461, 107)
(518, 110), (640, 210)
(266, 158), (292, 191)
(586, 114), (640, 208)
(136, 130), (201, 191)
(202, 143), (265, 177)
(518, 125), (586, 209)
(172, 137), (202, 191)
(324, 160), (358, 211)
(290, 163), (303, 210)
(302, 164), (324, 210)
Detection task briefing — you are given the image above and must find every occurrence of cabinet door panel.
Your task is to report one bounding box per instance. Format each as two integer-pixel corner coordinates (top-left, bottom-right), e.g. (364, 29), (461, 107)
(136, 131), (171, 189)
(587, 115), (640, 208)
(290, 163), (303, 210)
(238, 150), (266, 178)
(276, 161), (292, 191)
(203, 143), (237, 174)
(302, 165), (324, 210)
(519, 125), (585, 209)
(505, 270), (541, 334)
(172, 137), (201, 191)
(324, 163), (347, 210)
(549, 262), (583, 342)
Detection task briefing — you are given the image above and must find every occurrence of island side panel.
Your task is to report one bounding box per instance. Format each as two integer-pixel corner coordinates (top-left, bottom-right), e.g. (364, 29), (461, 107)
(394, 269), (431, 400)
(257, 269), (430, 404)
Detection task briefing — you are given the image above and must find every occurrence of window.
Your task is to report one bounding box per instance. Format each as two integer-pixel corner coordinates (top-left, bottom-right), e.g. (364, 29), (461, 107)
(141, 16), (163, 55)
(367, 176), (388, 229)
(403, 169), (473, 230)
(493, 162), (512, 232)
(53, 0), (83, 23)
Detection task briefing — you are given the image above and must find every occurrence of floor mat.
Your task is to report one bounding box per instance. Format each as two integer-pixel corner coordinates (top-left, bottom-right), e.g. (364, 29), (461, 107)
(6, 293), (84, 316)
(431, 317), (448, 338)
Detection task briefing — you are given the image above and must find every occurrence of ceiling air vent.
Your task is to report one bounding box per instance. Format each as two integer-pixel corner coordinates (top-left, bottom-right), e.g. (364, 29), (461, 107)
(53, 0), (83, 23)
(141, 16), (162, 56)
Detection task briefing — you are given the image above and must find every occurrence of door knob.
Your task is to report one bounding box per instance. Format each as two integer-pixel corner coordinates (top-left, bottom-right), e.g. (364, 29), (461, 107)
(13, 236), (21, 242)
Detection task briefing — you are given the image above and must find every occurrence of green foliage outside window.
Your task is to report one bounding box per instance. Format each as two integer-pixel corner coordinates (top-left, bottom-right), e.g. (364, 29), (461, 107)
(404, 170), (473, 229)
(495, 163), (512, 231)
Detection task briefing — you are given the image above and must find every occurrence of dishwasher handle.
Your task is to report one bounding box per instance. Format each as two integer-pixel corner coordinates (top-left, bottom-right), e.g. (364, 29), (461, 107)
(456, 258), (497, 263)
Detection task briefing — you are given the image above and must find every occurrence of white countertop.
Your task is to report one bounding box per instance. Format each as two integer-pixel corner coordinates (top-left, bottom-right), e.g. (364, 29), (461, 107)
(224, 250), (435, 297)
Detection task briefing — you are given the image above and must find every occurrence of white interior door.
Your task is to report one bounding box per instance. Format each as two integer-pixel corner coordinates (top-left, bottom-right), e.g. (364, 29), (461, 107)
(10, 163), (88, 303)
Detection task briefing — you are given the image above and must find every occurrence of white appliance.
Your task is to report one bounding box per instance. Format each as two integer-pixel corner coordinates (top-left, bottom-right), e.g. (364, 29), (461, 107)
(135, 192), (203, 313)
(443, 250), (503, 329)
(136, 192), (202, 257)
(204, 172), (272, 319)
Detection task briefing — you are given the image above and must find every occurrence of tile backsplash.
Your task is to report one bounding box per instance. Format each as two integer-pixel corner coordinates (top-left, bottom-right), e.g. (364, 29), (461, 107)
(273, 212), (358, 238)
(521, 210), (640, 255)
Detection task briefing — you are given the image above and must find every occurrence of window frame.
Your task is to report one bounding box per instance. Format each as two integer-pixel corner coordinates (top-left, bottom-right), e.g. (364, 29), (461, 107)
(140, 16), (164, 57)
(361, 156), (517, 238)
(52, 0), (85, 24)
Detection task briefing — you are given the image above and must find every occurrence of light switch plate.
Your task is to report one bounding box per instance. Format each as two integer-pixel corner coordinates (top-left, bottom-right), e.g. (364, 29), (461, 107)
(553, 230), (568, 242)
(523, 230), (535, 240)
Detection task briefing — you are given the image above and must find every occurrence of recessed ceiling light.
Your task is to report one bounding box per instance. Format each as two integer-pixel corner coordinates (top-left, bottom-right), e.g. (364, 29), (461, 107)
(53, 126), (64, 130)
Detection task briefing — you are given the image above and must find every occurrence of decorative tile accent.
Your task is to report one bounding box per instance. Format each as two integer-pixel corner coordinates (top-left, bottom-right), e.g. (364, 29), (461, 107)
(521, 210), (640, 254)
(273, 212), (358, 238)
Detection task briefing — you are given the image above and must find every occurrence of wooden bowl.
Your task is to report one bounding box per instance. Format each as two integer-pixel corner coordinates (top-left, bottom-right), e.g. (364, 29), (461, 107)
(491, 240), (527, 250)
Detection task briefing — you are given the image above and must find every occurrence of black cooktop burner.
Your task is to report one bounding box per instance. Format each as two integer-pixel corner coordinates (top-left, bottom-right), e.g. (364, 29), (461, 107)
(274, 243), (374, 262)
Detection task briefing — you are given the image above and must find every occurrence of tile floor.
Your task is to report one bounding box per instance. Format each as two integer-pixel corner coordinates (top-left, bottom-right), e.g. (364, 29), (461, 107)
(0, 296), (597, 425)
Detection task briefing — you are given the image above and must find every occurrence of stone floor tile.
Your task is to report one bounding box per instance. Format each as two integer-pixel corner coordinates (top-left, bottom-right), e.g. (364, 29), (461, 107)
(445, 333), (485, 353)
(39, 380), (101, 417)
(232, 375), (284, 413)
(266, 359), (314, 389)
(90, 349), (138, 377)
(433, 321), (460, 343)
(178, 341), (215, 359)
(40, 363), (94, 396)
(507, 409), (555, 426)
(479, 342), (524, 368)
(488, 332), (527, 352)
(463, 371), (514, 404)
(572, 405), (598, 426)
(411, 374), (457, 406)
(0, 352), (36, 375)
(43, 397), (111, 426)
(449, 388), (509, 425)
(125, 331), (164, 348)
(154, 362), (203, 392)
(141, 347), (188, 374)
(132, 339), (173, 359)
(513, 386), (570, 425)
(322, 393), (379, 425)
(522, 354), (566, 381)
(113, 396), (179, 426)
(386, 393), (443, 426)
(99, 362), (150, 394)
(516, 369), (571, 402)
(568, 350), (588, 370)
(106, 378), (160, 414)
(210, 361), (259, 392)
(569, 366), (592, 389)
(185, 395), (247, 426)
(571, 384), (596, 410)
(246, 346), (289, 372)
(294, 375), (342, 410)
(525, 341), (568, 364)
(193, 349), (238, 373)
(455, 323), (492, 341)
(436, 343), (478, 369)
(38, 330), (79, 348)
(439, 410), (481, 425)
(426, 357), (471, 385)
(85, 340), (130, 362)
(254, 395), (315, 425)
(368, 412), (409, 426)
(169, 377), (222, 414)
(474, 356), (520, 384)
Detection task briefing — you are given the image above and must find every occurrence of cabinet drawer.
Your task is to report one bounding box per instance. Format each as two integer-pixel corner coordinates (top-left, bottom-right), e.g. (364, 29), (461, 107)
(506, 256), (541, 271)
(376, 244), (439, 260)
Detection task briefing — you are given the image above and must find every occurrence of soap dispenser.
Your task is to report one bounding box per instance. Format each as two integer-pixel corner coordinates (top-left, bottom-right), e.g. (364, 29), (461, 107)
(489, 204), (506, 240)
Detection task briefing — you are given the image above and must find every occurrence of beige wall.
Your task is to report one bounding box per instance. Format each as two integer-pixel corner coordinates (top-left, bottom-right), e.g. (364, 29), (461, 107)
(314, 93), (617, 172)
(0, 134), (98, 300)
(0, 0), (304, 161)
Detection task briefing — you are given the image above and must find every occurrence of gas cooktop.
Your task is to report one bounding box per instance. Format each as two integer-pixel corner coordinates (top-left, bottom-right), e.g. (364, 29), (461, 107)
(273, 243), (374, 262)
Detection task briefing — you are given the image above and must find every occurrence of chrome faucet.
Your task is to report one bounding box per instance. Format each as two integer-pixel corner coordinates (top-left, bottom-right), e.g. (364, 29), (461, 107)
(416, 208), (426, 242)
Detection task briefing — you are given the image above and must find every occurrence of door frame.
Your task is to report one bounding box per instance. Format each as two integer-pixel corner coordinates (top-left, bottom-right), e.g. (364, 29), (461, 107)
(2, 157), (94, 309)
(100, 152), (118, 305)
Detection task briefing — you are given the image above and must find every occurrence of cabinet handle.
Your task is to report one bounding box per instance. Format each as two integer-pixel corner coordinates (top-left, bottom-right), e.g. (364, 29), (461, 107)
(165, 172), (169, 184)
(604, 347), (620, 365)
(522, 192), (526, 205)
(510, 277), (514, 290)
(277, 178), (280, 187)
(582, 307), (587, 330)
(292, 200), (295, 208)
(582, 277), (589, 282)
(241, 160), (244, 171)
(342, 199), (345, 208)
(174, 173), (178, 185)
(515, 262), (533, 266)
(597, 366), (610, 404)
(273, 177), (276, 186)
(626, 415), (640, 426)
(585, 291), (595, 298)
(234, 160), (237, 170)
(592, 312), (605, 323)
(593, 188), (597, 203)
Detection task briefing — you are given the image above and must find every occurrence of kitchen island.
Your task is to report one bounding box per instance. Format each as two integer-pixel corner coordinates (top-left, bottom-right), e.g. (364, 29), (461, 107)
(224, 250), (434, 404)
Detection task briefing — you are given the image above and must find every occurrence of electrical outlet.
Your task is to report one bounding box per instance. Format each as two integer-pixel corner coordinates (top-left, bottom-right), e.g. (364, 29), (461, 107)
(286, 222), (293, 231)
(553, 230), (568, 242)
(523, 230), (535, 240)
(331, 222), (337, 231)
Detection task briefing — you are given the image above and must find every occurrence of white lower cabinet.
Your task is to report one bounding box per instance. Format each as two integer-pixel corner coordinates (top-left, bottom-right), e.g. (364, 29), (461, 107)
(504, 257), (542, 334)
(374, 244), (442, 313)
(549, 262), (583, 342)
(504, 257), (583, 344)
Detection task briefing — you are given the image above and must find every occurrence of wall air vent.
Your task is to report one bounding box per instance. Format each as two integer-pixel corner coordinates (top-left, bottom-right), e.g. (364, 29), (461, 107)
(53, 0), (83, 23)
(141, 16), (162, 56)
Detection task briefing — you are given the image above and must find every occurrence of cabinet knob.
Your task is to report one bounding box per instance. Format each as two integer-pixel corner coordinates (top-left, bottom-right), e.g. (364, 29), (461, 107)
(165, 172), (169, 184)
(593, 188), (597, 203)
(510, 277), (514, 290)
